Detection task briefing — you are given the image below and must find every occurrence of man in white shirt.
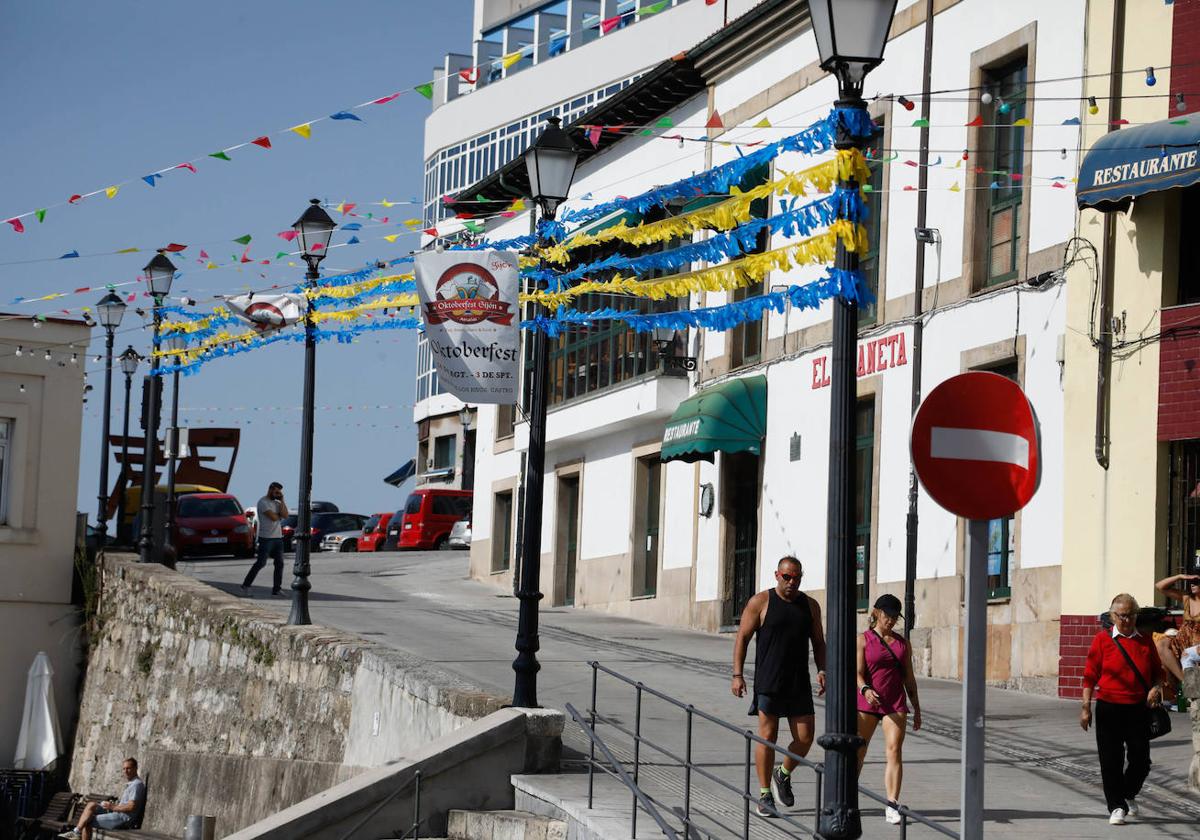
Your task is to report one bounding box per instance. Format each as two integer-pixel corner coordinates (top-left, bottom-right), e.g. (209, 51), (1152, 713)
(240, 482), (288, 597)
(59, 757), (146, 839)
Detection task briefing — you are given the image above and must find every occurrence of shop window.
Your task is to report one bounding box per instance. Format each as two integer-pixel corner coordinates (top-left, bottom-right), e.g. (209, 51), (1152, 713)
(859, 117), (886, 327)
(632, 454), (663, 598)
(492, 491), (514, 572)
(496, 403), (515, 440)
(981, 360), (1018, 597)
(855, 399), (876, 610)
(1179, 186), (1200, 305)
(982, 60), (1027, 287)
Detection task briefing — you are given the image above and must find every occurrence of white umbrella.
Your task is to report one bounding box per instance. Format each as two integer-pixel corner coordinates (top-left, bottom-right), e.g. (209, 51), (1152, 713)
(13, 651), (63, 770)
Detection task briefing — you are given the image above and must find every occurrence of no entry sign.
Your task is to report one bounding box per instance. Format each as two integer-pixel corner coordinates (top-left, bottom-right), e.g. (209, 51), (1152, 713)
(911, 371), (1041, 520)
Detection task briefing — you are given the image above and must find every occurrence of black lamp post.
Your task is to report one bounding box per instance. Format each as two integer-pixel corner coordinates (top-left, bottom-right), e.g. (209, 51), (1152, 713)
(288, 198), (336, 626)
(117, 346), (142, 544)
(807, 2), (897, 838)
(138, 253), (176, 563)
(161, 333), (188, 555)
(512, 116), (582, 708)
(94, 291), (127, 546)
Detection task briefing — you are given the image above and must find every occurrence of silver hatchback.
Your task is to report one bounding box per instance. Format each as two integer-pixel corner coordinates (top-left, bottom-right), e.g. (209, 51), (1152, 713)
(447, 517), (471, 549)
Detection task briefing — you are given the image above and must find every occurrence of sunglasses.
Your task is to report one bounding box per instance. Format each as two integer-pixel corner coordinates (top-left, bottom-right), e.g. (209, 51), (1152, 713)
(1112, 612), (1135, 620)
(779, 573), (800, 582)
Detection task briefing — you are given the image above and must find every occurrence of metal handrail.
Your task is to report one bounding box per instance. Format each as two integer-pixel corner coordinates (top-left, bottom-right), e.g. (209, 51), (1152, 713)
(565, 703), (681, 840)
(584, 661), (959, 840)
(337, 769), (422, 840)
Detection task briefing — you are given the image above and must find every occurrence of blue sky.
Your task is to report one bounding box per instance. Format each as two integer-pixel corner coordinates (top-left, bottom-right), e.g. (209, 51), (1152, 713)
(0, 1), (473, 518)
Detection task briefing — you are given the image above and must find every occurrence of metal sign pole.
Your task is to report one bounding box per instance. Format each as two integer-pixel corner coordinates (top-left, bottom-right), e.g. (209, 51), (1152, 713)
(960, 518), (988, 839)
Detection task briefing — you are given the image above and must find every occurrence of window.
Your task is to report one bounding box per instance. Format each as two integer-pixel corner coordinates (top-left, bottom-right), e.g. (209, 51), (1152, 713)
(177, 497), (241, 518)
(1167, 440), (1200, 576)
(404, 493), (423, 515)
(730, 163), (772, 368)
(433, 434), (456, 469)
(632, 455), (663, 598)
(982, 361), (1018, 597)
(492, 491), (514, 572)
(0, 419), (10, 525)
(983, 60), (1027, 286)
(496, 403), (515, 440)
(860, 117), (886, 326)
(855, 400), (876, 610)
(417, 440), (428, 474)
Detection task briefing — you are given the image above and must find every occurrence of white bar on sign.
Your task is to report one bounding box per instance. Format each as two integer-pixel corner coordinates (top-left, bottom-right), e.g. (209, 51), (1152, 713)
(930, 426), (1029, 469)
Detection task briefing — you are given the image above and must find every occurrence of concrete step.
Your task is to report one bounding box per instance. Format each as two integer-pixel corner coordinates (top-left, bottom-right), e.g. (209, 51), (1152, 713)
(447, 809), (567, 840)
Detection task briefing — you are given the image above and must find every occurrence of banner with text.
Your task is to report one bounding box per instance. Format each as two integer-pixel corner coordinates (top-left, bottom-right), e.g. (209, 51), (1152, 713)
(415, 250), (520, 404)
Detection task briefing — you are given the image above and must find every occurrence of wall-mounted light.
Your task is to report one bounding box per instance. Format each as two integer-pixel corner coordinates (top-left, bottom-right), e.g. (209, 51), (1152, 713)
(698, 483), (715, 518)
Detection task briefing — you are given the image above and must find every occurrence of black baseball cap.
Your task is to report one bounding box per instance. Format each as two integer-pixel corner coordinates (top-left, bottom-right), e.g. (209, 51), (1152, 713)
(874, 594), (903, 617)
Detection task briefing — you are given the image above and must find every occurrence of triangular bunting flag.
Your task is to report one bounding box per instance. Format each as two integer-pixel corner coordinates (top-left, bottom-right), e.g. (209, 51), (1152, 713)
(116, 247), (139, 254)
(414, 83), (434, 100)
(373, 93), (400, 105)
(342, 203), (356, 215)
(275, 251), (290, 259)
(463, 221), (485, 233)
(199, 250), (209, 259)
(656, 117), (674, 128)
(142, 174), (162, 187)
(206, 262), (217, 269)
(233, 235), (252, 245)
(341, 223), (362, 230)
(330, 111), (362, 121)
(251, 136), (272, 149)
(105, 186), (119, 199)
(502, 51), (523, 69)
(949, 183), (961, 192)
(240, 248), (253, 263)
(706, 110), (724, 129)
(1062, 117), (1082, 125)
(753, 117), (772, 128)
(912, 118), (930, 127)
(347, 236), (361, 244)
(380, 199), (397, 207)
(209, 151), (232, 161)
(423, 228), (438, 236)
(510, 198), (526, 211)
(35, 209), (46, 223)
(601, 14), (622, 34)
(60, 250), (80, 259)
(163, 243), (187, 252)
(175, 162), (197, 173)
(587, 125), (602, 147)
(290, 123), (312, 139)
(966, 115), (984, 126)
(458, 68), (478, 84)
(68, 194), (83, 204)
(1013, 118), (1031, 127)
(277, 230), (298, 241)
(383, 234), (400, 243)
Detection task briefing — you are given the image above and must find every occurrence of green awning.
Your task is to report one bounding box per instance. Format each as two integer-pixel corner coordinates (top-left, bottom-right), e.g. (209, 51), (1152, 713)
(661, 375), (767, 463)
(571, 208), (642, 240)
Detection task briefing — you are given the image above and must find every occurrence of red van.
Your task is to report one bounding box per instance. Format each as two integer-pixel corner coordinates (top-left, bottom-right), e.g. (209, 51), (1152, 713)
(397, 489), (472, 550)
(358, 512), (394, 552)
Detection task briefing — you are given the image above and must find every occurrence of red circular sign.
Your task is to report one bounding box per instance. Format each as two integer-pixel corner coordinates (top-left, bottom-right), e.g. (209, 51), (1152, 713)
(911, 372), (1041, 520)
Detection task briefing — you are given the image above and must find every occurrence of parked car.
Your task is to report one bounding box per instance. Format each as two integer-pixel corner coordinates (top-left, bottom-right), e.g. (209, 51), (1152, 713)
(281, 502), (340, 550)
(320, 529), (363, 553)
(381, 507), (406, 551)
(173, 493), (254, 559)
(447, 516), (472, 550)
(358, 512), (394, 552)
(309, 512), (368, 551)
(396, 489), (473, 550)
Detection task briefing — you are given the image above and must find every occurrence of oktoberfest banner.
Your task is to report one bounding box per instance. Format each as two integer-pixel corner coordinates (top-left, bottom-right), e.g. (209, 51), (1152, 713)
(226, 292), (306, 333)
(414, 250), (520, 404)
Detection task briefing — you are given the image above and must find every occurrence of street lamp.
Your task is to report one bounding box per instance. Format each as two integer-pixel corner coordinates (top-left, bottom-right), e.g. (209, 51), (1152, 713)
(513, 117), (584, 709)
(94, 291), (127, 546)
(117, 346), (142, 543)
(807, 3), (897, 839)
(161, 333), (188, 558)
(138, 253), (176, 563)
(458, 405), (474, 430)
(288, 199), (336, 626)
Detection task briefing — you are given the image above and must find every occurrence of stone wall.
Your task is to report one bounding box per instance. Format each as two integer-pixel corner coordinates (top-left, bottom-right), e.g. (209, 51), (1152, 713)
(70, 554), (514, 837)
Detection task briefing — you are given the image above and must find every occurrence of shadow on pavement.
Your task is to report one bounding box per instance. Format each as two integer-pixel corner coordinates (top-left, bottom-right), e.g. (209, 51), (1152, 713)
(203, 580), (396, 604)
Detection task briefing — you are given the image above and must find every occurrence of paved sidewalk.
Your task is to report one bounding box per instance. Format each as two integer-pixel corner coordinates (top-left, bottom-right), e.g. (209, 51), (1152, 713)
(180, 550), (1198, 838)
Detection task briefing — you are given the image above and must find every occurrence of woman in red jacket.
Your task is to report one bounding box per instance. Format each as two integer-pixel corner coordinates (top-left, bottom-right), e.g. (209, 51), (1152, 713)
(1080, 594), (1164, 826)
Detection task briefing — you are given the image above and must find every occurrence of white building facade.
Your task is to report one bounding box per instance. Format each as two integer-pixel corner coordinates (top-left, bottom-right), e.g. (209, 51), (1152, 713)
(426, 0), (1086, 691)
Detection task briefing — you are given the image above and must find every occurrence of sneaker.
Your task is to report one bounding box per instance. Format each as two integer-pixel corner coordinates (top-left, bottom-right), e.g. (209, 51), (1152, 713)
(239, 585), (251, 597)
(1125, 798), (1137, 818)
(885, 804), (902, 825)
(1108, 808), (1126, 825)
(58, 831), (81, 839)
(756, 791), (776, 818)
(770, 767), (794, 808)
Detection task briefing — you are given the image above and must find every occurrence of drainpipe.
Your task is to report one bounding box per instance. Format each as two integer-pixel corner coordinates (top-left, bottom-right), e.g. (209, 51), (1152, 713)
(1095, 0), (1125, 470)
(903, 0), (935, 631)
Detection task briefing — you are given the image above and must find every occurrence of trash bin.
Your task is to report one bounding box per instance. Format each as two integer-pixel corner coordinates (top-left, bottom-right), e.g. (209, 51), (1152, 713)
(183, 815), (215, 840)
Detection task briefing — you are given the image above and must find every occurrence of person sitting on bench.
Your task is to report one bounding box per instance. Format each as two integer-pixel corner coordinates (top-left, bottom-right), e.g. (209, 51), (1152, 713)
(60, 757), (146, 839)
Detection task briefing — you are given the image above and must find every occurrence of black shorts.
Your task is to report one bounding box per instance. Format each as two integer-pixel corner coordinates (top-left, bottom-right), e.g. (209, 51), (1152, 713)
(749, 692), (815, 719)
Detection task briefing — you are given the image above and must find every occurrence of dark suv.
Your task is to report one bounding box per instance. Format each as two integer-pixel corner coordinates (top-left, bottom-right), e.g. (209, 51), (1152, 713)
(280, 501), (340, 550)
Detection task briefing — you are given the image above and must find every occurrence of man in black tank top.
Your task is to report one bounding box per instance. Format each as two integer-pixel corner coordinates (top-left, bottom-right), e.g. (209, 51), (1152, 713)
(732, 556), (827, 817)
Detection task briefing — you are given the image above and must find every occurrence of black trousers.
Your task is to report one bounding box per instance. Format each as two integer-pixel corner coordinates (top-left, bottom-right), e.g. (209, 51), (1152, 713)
(1094, 699), (1151, 813)
(242, 537), (285, 592)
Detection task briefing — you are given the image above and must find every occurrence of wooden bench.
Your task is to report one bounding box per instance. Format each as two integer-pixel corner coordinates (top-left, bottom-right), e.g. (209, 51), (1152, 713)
(15, 791), (178, 840)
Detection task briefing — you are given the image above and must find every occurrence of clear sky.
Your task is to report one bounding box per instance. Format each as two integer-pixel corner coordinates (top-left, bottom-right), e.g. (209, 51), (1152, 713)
(0, 0), (473, 519)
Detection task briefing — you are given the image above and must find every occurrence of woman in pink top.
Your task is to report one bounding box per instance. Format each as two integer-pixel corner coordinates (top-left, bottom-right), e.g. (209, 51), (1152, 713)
(856, 594), (922, 826)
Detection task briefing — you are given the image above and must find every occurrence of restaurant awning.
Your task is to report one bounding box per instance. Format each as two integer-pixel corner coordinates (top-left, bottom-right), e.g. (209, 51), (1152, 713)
(661, 375), (767, 463)
(1077, 114), (1200, 212)
(571, 208), (642, 240)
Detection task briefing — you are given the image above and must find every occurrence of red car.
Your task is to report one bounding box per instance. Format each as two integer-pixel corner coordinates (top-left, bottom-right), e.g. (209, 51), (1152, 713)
(358, 512), (394, 552)
(173, 493), (254, 559)
(397, 489), (472, 550)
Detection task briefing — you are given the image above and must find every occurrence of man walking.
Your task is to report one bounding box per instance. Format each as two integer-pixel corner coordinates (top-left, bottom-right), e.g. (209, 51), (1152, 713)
(241, 481), (288, 597)
(59, 757), (146, 839)
(732, 556), (827, 817)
